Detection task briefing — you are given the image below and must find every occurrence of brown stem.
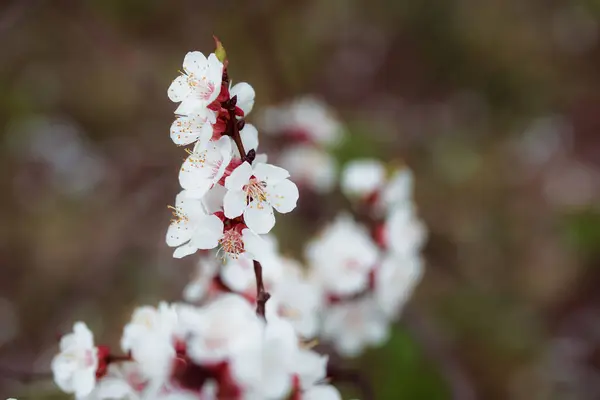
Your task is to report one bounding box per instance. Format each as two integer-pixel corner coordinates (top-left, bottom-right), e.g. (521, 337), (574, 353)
(227, 106), (247, 161)
(253, 260), (270, 319)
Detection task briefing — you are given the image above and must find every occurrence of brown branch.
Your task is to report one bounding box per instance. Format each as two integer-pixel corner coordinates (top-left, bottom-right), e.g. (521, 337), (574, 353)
(253, 260), (270, 319)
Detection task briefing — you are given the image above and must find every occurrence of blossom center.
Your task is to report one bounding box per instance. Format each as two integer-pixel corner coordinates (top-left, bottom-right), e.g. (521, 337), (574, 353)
(168, 205), (189, 224)
(243, 177), (267, 204)
(218, 229), (244, 259)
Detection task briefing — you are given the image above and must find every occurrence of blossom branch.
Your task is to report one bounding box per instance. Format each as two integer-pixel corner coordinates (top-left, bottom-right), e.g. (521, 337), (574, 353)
(253, 260), (270, 319)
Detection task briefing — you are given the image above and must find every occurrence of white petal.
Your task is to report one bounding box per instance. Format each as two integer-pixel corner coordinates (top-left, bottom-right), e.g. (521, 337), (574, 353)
(253, 163), (290, 185)
(170, 114), (213, 147)
(244, 201), (275, 234)
(239, 123), (259, 153)
(191, 214), (223, 249)
(341, 159), (386, 197)
(166, 220), (193, 247)
(241, 229), (268, 261)
(206, 54), (224, 104)
(175, 98), (206, 115)
(179, 157), (215, 198)
(182, 51), (208, 76)
(267, 179), (299, 213)
(224, 161), (253, 190)
(201, 184), (227, 214)
(304, 385), (342, 400)
(223, 189), (247, 219)
(230, 82), (255, 116)
(167, 75), (189, 102)
(173, 243), (197, 258)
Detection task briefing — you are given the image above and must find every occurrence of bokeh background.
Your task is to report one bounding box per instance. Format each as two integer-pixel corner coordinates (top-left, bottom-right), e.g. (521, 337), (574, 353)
(1, 0), (600, 399)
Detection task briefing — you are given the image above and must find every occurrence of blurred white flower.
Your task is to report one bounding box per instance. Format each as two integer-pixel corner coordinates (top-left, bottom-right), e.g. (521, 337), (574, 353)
(321, 297), (389, 357)
(303, 384), (342, 400)
(52, 322), (98, 398)
(183, 256), (220, 302)
(187, 294), (263, 365)
(278, 145), (337, 193)
(261, 97), (343, 147)
(384, 206), (427, 257)
(341, 159), (386, 198)
(306, 214), (379, 296)
(375, 253), (423, 317)
(223, 162), (299, 234)
(168, 52), (223, 115)
(379, 167), (414, 213)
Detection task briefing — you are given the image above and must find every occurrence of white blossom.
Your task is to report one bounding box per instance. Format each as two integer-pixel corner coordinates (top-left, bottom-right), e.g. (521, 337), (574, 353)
(306, 214), (379, 296)
(321, 297), (390, 357)
(380, 167), (414, 212)
(169, 109), (216, 147)
(272, 259), (323, 338)
(230, 314), (299, 399)
(341, 159), (386, 198)
(303, 385), (342, 400)
(223, 162), (299, 234)
(179, 136), (232, 199)
(183, 256), (220, 302)
(52, 322), (98, 398)
(278, 145), (337, 193)
(230, 82), (255, 117)
(121, 303), (179, 380)
(186, 294), (263, 365)
(166, 191), (224, 258)
(260, 97), (343, 147)
(375, 253), (423, 317)
(384, 206), (427, 257)
(168, 52), (223, 115)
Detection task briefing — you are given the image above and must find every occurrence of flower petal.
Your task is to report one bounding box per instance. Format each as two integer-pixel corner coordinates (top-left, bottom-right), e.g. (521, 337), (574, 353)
(166, 220), (193, 247)
(253, 163), (289, 185)
(267, 179), (299, 213)
(170, 114), (213, 147)
(167, 75), (189, 103)
(173, 243), (197, 259)
(191, 214), (223, 249)
(230, 82), (255, 116)
(223, 189), (247, 219)
(182, 51), (208, 76)
(239, 124), (258, 155)
(244, 201), (275, 234)
(225, 161), (253, 190)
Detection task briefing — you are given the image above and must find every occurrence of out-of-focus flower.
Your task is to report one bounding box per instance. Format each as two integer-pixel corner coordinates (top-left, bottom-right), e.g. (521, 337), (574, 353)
(260, 97), (343, 147)
(306, 214), (379, 296)
(52, 322), (98, 398)
(321, 297), (390, 357)
(375, 253), (423, 317)
(341, 159), (386, 199)
(278, 145), (337, 193)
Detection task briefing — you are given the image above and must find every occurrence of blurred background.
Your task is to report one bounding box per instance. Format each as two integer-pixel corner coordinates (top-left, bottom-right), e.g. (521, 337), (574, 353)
(1, 0), (600, 399)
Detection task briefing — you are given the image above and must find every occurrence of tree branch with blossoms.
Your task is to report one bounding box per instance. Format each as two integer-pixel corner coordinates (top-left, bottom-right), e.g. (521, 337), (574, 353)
(43, 36), (433, 400)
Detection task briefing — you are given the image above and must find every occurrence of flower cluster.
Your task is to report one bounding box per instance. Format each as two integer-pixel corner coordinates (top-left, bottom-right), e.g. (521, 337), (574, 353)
(259, 97), (343, 194)
(50, 41), (343, 400)
(51, 299), (337, 400)
(50, 39), (427, 400)
(165, 46), (299, 259)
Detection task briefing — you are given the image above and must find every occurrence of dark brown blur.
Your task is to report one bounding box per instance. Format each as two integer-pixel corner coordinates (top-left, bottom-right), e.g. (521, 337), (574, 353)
(1, 0), (600, 399)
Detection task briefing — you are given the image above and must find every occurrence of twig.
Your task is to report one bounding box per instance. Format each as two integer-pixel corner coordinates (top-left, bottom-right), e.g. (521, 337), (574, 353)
(253, 260), (270, 319)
